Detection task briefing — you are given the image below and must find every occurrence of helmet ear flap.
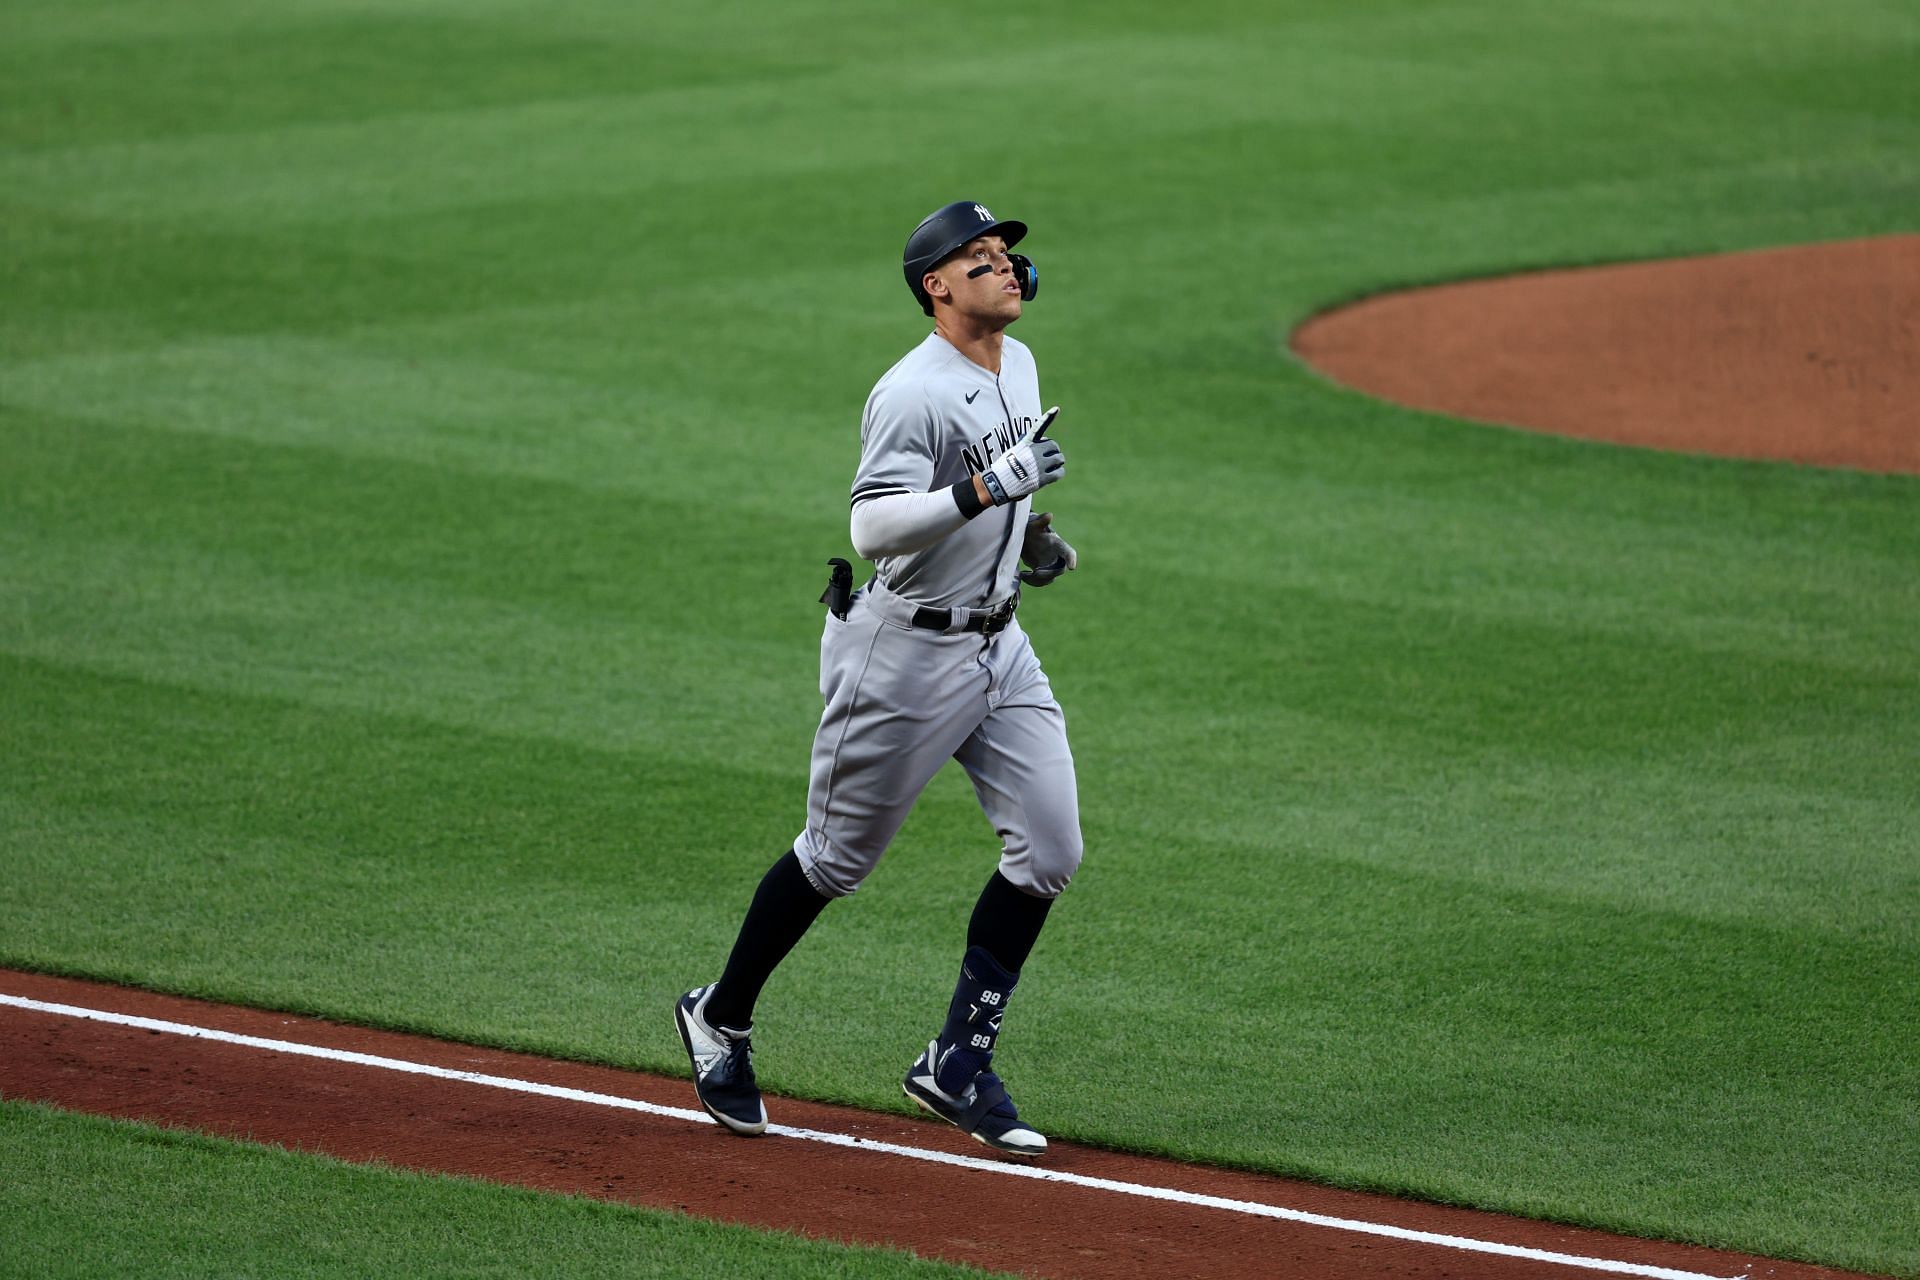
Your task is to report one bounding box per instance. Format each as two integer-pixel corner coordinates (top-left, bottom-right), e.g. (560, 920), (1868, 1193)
(1009, 253), (1038, 302)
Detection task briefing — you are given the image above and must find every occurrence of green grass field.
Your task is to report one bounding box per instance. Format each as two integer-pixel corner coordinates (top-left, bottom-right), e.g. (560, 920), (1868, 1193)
(4, 0), (1917, 1275)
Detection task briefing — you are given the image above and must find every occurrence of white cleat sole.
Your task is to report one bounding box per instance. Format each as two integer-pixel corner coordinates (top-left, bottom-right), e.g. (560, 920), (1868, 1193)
(904, 1082), (1046, 1158)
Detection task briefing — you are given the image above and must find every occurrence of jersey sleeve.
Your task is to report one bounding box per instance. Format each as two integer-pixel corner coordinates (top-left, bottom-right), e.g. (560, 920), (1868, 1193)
(849, 378), (936, 506)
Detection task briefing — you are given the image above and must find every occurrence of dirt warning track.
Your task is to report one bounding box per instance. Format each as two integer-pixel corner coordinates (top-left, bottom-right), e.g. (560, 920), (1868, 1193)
(0, 971), (1881, 1280)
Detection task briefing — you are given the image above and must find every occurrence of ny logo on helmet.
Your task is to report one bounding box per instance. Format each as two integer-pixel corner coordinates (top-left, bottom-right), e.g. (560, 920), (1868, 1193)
(973, 204), (993, 222)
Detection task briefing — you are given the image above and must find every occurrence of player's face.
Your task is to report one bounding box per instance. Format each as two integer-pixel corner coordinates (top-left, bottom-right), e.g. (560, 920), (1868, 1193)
(928, 236), (1022, 324)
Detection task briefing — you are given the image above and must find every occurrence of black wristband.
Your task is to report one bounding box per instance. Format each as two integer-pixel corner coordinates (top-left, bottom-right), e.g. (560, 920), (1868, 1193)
(951, 476), (989, 519)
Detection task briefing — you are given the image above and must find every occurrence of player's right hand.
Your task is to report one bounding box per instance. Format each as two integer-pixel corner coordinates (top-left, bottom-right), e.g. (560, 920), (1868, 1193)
(980, 433), (1065, 506)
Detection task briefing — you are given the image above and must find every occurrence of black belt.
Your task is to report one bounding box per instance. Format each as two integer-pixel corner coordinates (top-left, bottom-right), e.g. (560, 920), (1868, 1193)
(911, 597), (1017, 635)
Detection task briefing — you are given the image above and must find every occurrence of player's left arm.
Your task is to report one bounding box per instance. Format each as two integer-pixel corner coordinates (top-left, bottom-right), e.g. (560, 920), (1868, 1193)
(1016, 354), (1076, 587)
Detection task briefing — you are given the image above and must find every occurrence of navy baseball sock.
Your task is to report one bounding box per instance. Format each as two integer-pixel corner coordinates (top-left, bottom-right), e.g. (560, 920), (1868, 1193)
(965, 870), (1054, 974)
(932, 945), (1019, 1096)
(705, 849), (831, 1031)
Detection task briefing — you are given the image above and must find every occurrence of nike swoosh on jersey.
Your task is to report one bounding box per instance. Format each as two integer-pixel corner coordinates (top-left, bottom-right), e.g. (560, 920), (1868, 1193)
(965, 389), (980, 403)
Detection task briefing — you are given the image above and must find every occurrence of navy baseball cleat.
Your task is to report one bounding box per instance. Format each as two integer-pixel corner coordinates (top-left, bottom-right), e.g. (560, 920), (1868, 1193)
(674, 984), (767, 1135)
(902, 945), (1046, 1156)
(903, 1040), (1047, 1157)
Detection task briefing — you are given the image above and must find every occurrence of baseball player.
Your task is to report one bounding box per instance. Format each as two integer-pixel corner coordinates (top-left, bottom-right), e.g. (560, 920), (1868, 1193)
(675, 200), (1081, 1158)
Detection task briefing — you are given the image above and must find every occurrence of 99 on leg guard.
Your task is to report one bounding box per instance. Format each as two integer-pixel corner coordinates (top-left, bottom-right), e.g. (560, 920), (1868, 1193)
(933, 945), (1017, 1093)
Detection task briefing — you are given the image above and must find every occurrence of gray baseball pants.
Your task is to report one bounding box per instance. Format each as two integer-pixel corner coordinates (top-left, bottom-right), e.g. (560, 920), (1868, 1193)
(791, 578), (1083, 899)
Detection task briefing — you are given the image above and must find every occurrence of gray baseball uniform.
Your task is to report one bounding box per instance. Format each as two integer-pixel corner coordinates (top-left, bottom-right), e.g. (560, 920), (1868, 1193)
(790, 332), (1083, 899)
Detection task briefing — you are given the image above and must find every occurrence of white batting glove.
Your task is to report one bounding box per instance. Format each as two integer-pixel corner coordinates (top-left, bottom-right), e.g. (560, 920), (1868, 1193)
(980, 434), (1065, 506)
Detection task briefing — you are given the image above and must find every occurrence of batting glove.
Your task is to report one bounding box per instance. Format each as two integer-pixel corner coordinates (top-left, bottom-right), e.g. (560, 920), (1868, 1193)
(980, 435), (1064, 506)
(1019, 511), (1077, 587)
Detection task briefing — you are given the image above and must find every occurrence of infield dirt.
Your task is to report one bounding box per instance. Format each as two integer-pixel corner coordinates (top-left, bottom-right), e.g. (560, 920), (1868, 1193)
(1, 969), (1884, 1280)
(1291, 235), (1920, 475)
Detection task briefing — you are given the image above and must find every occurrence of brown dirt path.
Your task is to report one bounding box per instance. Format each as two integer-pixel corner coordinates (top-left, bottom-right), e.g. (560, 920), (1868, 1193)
(0, 970), (1885, 1280)
(1290, 235), (1920, 474)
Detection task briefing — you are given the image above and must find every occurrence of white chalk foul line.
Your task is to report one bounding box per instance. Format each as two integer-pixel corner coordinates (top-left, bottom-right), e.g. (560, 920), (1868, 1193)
(0, 992), (1744, 1280)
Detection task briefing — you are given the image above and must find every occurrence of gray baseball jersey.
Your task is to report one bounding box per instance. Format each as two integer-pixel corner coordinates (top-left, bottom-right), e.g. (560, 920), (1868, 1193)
(850, 332), (1044, 609)
(791, 332), (1082, 900)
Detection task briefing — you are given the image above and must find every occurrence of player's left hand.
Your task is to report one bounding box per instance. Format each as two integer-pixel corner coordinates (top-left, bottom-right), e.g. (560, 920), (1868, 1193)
(1019, 511), (1077, 587)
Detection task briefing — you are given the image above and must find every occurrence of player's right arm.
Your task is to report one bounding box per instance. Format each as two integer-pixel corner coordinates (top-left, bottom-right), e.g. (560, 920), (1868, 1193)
(848, 385), (1063, 559)
(848, 378), (959, 558)
(851, 485), (988, 559)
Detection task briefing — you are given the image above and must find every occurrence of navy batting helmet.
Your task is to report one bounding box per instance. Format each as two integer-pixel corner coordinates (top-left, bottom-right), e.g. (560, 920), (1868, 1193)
(903, 200), (1037, 316)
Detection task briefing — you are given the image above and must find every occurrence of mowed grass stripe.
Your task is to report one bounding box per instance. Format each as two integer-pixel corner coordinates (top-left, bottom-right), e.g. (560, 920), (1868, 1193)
(5, 403), (1912, 886)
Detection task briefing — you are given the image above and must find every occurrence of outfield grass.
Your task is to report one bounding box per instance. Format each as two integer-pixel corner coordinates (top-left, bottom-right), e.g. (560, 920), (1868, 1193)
(3, 0), (1917, 1275)
(0, 1100), (999, 1279)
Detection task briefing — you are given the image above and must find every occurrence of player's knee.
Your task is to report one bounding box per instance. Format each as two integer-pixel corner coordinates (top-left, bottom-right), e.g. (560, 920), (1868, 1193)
(1002, 832), (1083, 899)
(1036, 837), (1084, 897)
(792, 832), (870, 899)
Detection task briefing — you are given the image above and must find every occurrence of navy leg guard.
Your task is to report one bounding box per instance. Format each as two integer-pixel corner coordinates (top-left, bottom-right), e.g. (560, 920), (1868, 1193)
(904, 944), (1045, 1156)
(933, 945), (1018, 1095)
